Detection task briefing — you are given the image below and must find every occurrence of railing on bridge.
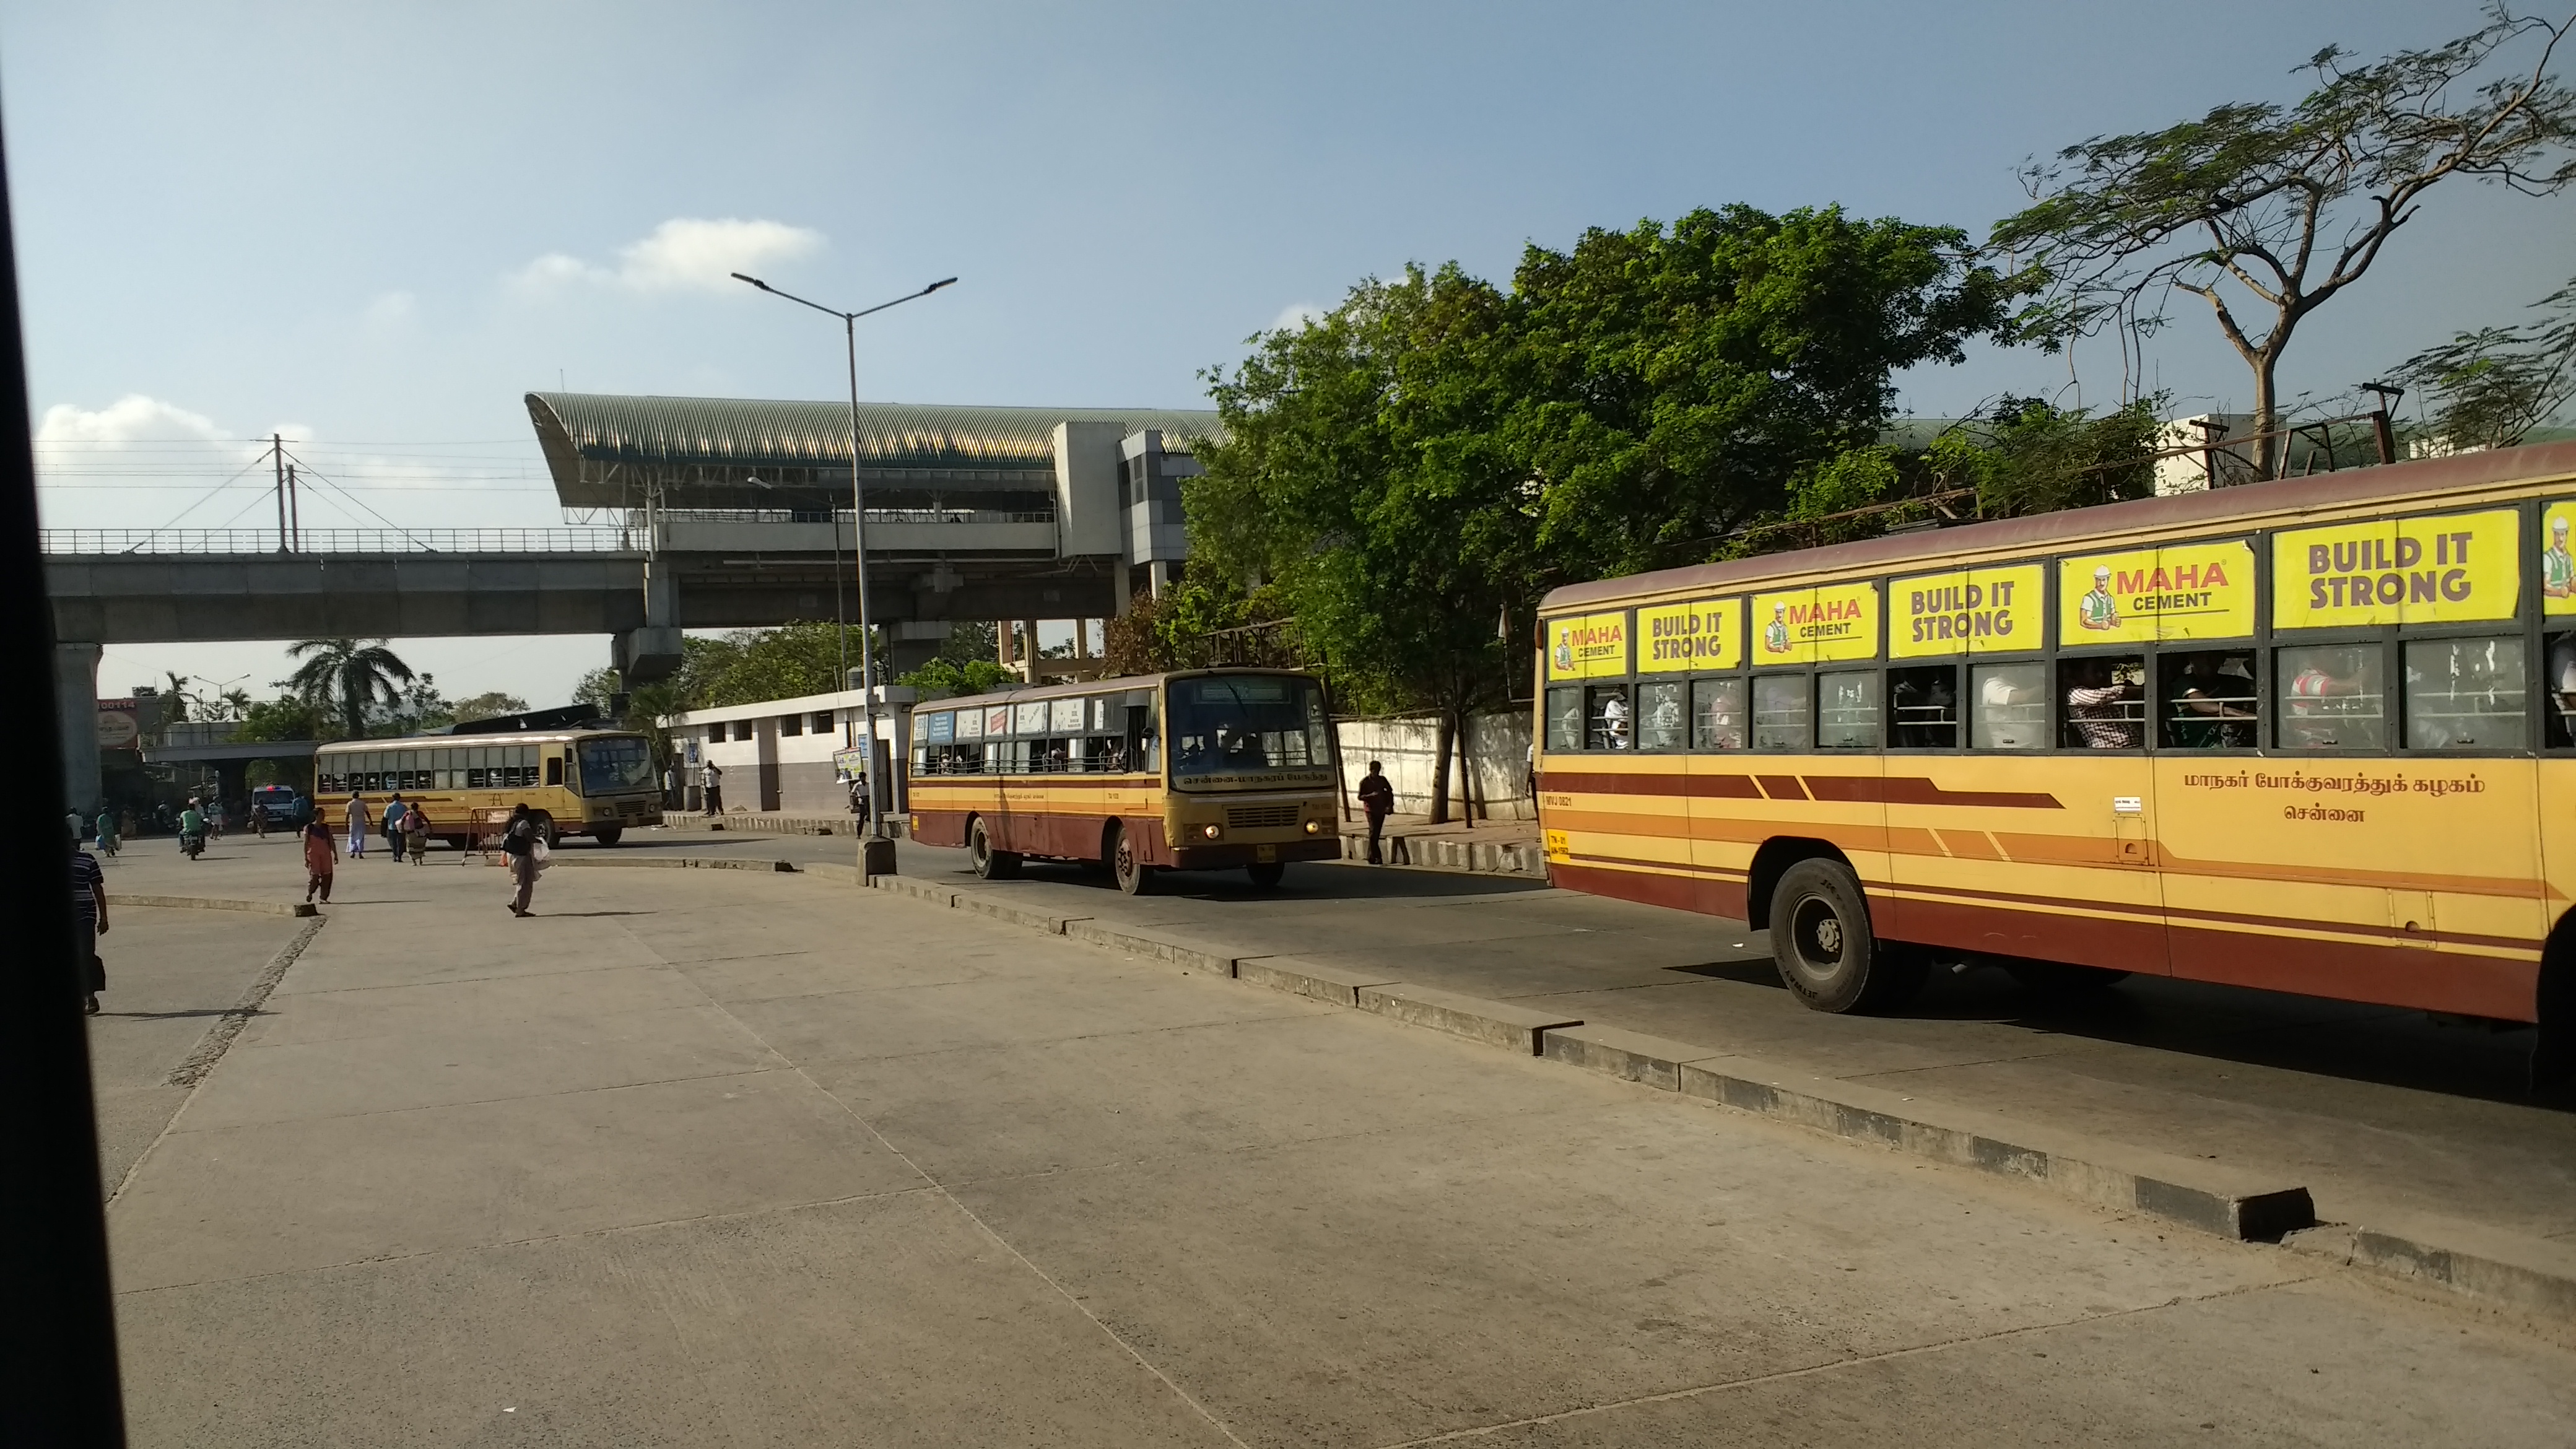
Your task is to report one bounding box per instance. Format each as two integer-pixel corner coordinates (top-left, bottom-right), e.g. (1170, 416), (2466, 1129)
(653, 506), (1058, 526)
(41, 527), (641, 555)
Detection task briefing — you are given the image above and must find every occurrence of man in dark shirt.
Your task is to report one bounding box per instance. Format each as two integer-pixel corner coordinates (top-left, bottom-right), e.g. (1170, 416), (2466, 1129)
(70, 829), (108, 1014)
(1357, 760), (1395, 865)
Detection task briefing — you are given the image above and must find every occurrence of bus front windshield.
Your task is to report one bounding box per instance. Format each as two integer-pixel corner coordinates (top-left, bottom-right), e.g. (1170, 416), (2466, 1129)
(1167, 675), (1332, 787)
(578, 737), (656, 796)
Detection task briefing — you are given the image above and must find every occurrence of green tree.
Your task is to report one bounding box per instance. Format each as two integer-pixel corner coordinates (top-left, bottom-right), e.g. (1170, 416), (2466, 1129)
(2393, 274), (2576, 450)
(282, 637), (417, 739)
(1992, 9), (2576, 479)
(1507, 205), (2015, 580)
(235, 694), (329, 743)
(895, 656), (1019, 697)
(451, 690), (531, 723)
(673, 621), (872, 707)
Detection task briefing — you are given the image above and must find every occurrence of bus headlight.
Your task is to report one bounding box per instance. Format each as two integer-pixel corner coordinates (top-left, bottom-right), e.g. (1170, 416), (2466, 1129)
(1199, 823), (1222, 840)
(1303, 819), (1321, 834)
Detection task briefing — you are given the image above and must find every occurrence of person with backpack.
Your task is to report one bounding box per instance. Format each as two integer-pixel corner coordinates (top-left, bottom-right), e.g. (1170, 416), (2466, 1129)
(1357, 760), (1396, 865)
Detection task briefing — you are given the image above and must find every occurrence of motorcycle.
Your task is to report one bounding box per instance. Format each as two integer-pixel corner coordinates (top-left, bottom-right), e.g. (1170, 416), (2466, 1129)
(181, 830), (206, 861)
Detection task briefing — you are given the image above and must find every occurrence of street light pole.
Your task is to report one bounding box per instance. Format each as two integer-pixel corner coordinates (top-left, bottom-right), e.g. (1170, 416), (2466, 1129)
(731, 271), (955, 843)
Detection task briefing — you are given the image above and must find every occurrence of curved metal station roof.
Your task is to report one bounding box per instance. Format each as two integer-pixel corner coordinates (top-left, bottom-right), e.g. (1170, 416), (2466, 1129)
(528, 392), (1221, 510)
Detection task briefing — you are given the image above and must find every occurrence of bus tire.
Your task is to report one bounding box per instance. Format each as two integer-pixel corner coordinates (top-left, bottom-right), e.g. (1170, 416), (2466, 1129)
(531, 812), (559, 850)
(968, 817), (1020, 880)
(592, 827), (623, 848)
(1246, 861), (1286, 889)
(1768, 858), (1887, 1014)
(1109, 822), (1154, 896)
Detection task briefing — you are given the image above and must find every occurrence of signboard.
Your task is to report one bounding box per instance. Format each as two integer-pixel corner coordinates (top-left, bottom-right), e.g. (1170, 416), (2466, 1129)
(1636, 598), (1741, 673)
(2273, 508), (2518, 629)
(984, 705), (1011, 738)
(1013, 700), (1049, 735)
(1751, 581), (1880, 665)
(1889, 564), (2044, 658)
(2538, 500), (2576, 617)
(923, 711), (955, 743)
(956, 707), (985, 740)
(2058, 538), (2254, 643)
(95, 705), (139, 749)
(1546, 612), (1629, 680)
(1050, 697), (1085, 734)
(832, 746), (869, 781)
(682, 737), (702, 767)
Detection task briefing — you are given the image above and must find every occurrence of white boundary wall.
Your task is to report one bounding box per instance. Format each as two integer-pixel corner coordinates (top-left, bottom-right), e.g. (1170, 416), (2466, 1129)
(1334, 710), (1535, 822)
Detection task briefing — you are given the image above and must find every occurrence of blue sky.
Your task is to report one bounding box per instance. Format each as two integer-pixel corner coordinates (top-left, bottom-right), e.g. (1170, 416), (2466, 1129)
(7, 1), (2570, 707)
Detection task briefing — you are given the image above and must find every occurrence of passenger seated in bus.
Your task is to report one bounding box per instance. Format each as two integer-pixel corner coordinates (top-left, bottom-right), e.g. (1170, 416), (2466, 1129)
(2287, 650), (2371, 747)
(1216, 724), (1268, 768)
(2550, 633), (2576, 747)
(2063, 657), (2140, 749)
(1891, 670), (1957, 747)
(2164, 652), (2256, 748)
(1599, 692), (1630, 749)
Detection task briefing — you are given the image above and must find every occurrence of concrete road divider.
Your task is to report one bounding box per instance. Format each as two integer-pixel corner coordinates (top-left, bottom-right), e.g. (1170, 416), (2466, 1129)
(1354, 983), (1583, 1056)
(1059, 920), (1240, 974)
(1234, 955), (1404, 1007)
(548, 856), (798, 873)
(108, 893), (317, 918)
(2285, 1216), (2576, 1328)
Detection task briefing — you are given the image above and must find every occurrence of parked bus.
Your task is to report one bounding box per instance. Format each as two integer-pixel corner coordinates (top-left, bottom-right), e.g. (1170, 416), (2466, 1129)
(1534, 441), (2576, 1081)
(908, 669), (1341, 894)
(313, 728), (662, 846)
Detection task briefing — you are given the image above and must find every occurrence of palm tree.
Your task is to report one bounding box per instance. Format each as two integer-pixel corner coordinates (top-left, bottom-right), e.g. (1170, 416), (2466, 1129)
(217, 687), (252, 722)
(284, 638), (417, 739)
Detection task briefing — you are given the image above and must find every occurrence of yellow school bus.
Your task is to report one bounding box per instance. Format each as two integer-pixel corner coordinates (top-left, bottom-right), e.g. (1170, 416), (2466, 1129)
(1535, 440), (2576, 1084)
(314, 728), (663, 846)
(907, 669), (1341, 893)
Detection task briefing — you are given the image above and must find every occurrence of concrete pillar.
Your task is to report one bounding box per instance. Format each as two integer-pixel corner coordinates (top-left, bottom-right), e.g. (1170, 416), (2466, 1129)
(1148, 561), (1170, 599)
(1112, 563), (1132, 617)
(55, 641), (101, 820)
(1022, 619), (1042, 681)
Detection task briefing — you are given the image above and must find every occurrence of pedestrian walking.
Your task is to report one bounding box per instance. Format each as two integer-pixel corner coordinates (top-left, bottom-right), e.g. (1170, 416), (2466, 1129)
(346, 791), (368, 859)
(502, 803), (544, 916)
(405, 803), (432, 863)
(383, 793), (407, 861)
(703, 762), (724, 816)
(94, 806), (120, 859)
(70, 832), (108, 1014)
(303, 817), (337, 904)
(1358, 759), (1395, 865)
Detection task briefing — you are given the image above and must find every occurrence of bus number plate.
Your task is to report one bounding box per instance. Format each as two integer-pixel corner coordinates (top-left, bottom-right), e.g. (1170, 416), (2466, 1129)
(1255, 844), (1278, 863)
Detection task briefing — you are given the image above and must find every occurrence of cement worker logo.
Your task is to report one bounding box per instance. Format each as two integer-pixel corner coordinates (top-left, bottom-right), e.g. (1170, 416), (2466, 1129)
(1551, 627), (1575, 674)
(2546, 514), (2575, 599)
(2078, 564), (2118, 630)
(1762, 601), (1790, 655)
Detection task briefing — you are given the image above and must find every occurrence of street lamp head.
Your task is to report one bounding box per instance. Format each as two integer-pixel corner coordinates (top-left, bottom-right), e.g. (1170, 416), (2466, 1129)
(925, 277), (958, 294)
(731, 272), (771, 291)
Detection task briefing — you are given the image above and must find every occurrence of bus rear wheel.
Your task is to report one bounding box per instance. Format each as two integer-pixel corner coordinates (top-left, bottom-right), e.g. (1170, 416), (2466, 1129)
(1769, 858), (1907, 1014)
(1110, 822), (1154, 896)
(968, 817), (1020, 880)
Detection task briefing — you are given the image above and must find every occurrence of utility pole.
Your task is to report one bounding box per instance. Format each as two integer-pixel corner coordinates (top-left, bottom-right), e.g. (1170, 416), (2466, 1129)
(272, 433), (286, 552)
(286, 463), (300, 551)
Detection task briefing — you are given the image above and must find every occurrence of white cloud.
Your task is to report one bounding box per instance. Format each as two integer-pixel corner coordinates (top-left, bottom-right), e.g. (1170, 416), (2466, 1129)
(363, 290), (417, 327)
(37, 393), (225, 445)
(1271, 302), (1325, 333)
(511, 217), (825, 295)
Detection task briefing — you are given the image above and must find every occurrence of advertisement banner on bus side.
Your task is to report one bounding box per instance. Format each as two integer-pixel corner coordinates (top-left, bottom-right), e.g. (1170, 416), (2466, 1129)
(2272, 508), (2520, 629)
(2058, 539), (2254, 643)
(1751, 582), (1880, 665)
(2540, 500), (2576, 617)
(1888, 564), (2043, 658)
(1636, 598), (1741, 672)
(1547, 611), (1630, 679)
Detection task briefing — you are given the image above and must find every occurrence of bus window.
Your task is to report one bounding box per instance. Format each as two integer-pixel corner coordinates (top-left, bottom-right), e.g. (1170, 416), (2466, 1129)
(1752, 675), (1810, 751)
(1889, 666), (1959, 749)
(2060, 656), (2144, 749)
(2278, 645), (2384, 750)
(1584, 685), (1630, 751)
(1544, 687), (1582, 752)
(1635, 682), (1687, 751)
(1818, 671), (1882, 749)
(2549, 632), (2576, 747)
(1125, 697), (1160, 774)
(545, 754), (565, 788)
(1972, 664), (2045, 751)
(2160, 650), (2257, 749)
(1692, 678), (1746, 750)
(2404, 637), (2526, 751)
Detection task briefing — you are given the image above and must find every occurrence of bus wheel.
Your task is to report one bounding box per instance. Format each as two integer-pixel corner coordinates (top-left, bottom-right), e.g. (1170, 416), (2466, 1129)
(1110, 822), (1154, 896)
(593, 827), (624, 848)
(531, 812), (559, 849)
(1769, 858), (1889, 1014)
(969, 817), (1020, 880)
(1246, 861), (1286, 889)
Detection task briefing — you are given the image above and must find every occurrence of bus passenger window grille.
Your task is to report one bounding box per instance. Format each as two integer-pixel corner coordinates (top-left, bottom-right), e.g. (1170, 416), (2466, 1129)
(2060, 656), (2146, 750)
(1888, 667), (1959, 749)
(2277, 645), (2385, 750)
(2404, 637), (2526, 751)
(2160, 650), (2258, 749)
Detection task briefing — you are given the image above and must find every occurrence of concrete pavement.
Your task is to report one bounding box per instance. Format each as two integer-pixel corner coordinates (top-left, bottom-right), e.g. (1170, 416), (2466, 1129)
(90, 833), (2576, 1444)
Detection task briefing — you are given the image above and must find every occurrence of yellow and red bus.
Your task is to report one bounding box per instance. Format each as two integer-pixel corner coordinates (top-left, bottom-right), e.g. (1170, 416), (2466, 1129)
(1534, 440), (2576, 1082)
(315, 728), (662, 846)
(907, 669), (1341, 893)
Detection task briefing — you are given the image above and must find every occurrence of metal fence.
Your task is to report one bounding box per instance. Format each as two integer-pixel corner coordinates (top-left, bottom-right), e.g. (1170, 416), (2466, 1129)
(40, 528), (641, 555)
